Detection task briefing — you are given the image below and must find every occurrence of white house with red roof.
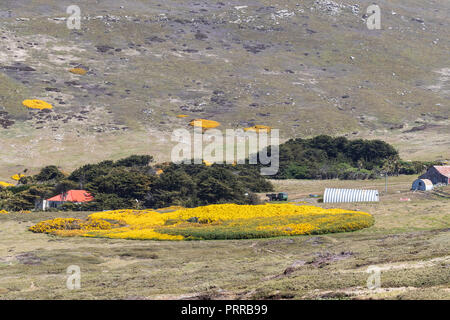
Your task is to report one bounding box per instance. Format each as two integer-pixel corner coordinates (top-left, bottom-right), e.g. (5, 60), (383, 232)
(39, 190), (94, 210)
(419, 166), (450, 186)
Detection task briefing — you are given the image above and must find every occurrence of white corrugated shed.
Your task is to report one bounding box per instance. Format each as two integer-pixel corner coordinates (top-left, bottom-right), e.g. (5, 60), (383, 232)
(324, 188), (379, 203)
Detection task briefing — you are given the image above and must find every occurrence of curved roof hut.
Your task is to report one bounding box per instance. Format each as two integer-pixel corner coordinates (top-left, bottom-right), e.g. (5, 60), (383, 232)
(324, 188), (379, 203)
(411, 179), (433, 191)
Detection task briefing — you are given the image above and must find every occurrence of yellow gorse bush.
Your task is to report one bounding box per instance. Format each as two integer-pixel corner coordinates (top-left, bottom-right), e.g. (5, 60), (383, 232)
(29, 217), (115, 236)
(244, 125), (272, 133)
(1, 210), (32, 215)
(176, 114), (189, 118)
(69, 68), (87, 75)
(257, 223), (316, 235)
(203, 160), (213, 166)
(22, 99), (53, 110)
(11, 174), (25, 181)
(154, 205), (184, 213)
(0, 181), (14, 188)
(29, 204), (374, 241)
(189, 119), (220, 129)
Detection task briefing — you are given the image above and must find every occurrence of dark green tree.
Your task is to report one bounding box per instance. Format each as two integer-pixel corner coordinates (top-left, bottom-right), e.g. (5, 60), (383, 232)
(34, 166), (65, 182)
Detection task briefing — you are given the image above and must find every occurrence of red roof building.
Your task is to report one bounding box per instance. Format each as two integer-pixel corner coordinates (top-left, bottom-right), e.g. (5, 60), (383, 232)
(419, 166), (450, 185)
(434, 166), (450, 178)
(47, 190), (94, 203)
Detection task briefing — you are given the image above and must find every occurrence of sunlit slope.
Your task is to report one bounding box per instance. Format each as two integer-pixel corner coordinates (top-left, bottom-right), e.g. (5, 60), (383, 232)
(0, 0), (448, 175)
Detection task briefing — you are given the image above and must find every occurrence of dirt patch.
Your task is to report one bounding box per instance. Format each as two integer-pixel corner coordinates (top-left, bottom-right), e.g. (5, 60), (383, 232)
(403, 124), (440, 133)
(304, 236), (326, 245)
(0, 63), (35, 72)
(123, 295), (149, 300)
(308, 286), (417, 300)
(308, 251), (354, 268)
(15, 252), (42, 265)
(0, 111), (15, 128)
(283, 260), (307, 275)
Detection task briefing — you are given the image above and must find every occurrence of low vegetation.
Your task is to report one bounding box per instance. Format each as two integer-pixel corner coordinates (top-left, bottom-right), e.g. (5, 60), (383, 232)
(0, 135), (443, 212)
(253, 135), (441, 180)
(22, 99), (53, 110)
(0, 177), (447, 300)
(29, 203), (374, 240)
(0, 155), (272, 211)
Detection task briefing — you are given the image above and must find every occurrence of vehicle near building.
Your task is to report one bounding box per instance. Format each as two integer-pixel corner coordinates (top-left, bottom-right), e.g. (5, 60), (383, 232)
(266, 192), (288, 202)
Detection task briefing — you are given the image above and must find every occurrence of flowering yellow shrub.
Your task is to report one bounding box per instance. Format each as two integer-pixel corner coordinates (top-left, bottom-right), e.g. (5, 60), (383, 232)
(29, 217), (115, 236)
(176, 114), (188, 118)
(69, 68), (87, 75)
(155, 169), (164, 175)
(29, 204), (374, 241)
(0, 181), (14, 188)
(22, 99), (53, 110)
(1, 210), (32, 214)
(11, 174), (25, 181)
(155, 205), (184, 213)
(244, 125), (272, 133)
(257, 223), (316, 235)
(189, 119), (220, 129)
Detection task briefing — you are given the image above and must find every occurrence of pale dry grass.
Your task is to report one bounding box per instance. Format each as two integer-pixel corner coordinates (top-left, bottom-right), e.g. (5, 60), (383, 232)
(269, 175), (414, 199)
(0, 177), (448, 300)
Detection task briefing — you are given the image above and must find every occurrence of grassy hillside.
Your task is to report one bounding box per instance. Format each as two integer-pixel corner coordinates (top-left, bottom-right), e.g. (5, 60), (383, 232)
(0, 177), (448, 299)
(0, 0), (449, 178)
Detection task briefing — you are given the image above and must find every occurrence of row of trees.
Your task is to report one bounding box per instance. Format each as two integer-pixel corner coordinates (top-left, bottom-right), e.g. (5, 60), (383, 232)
(0, 136), (440, 211)
(0, 155), (273, 211)
(252, 135), (437, 180)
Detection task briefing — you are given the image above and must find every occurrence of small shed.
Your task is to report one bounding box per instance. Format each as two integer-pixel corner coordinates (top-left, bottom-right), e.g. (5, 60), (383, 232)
(411, 179), (433, 191)
(324, 188), (379, 203)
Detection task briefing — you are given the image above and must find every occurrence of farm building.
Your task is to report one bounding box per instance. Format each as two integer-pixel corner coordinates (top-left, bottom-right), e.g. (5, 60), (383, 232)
(411, 179), (434, 191)
(419, 166), (450, 185)
(323, 188), (379, 203)
(37, 190), (94, 210)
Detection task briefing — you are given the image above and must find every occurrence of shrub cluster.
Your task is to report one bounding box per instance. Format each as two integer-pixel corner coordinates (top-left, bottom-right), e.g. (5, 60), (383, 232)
(0, 155), (272, 211)
(251, 135), (437, 180)
(29, 203), (374, 240)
